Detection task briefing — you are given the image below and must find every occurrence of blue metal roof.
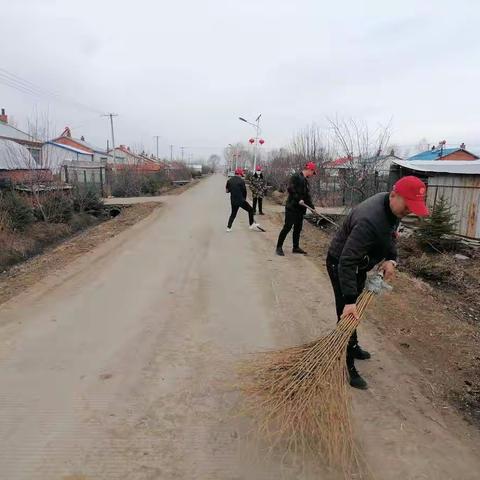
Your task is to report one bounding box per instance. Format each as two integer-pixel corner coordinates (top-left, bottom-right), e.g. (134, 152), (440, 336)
(408, 148), (460, 161)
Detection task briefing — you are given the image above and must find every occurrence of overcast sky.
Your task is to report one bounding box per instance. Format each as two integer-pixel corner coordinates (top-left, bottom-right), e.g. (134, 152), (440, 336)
(2, 0), (480, 160)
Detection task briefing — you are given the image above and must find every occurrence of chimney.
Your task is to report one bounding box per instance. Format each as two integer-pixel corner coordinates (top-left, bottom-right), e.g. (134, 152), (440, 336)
(0, 108), (8, 124)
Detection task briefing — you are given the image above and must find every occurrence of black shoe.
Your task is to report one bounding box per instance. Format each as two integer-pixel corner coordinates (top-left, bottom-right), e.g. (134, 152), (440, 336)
(349, 366), (368, 390)
(292, 247), (307, 254)
(276, 247), (285, 256)
(353, 345), (371, 360)
(259, 212), (265, 215)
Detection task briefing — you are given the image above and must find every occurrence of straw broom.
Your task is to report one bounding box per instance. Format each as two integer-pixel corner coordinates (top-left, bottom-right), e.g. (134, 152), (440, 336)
(239, 273), (390, 478)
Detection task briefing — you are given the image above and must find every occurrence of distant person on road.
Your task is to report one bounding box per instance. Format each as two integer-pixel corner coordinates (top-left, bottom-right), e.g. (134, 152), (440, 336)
(276, 162), (317, 256)
(226, 168), (263, 232)
(326, 176), (429, 390)
(250, 166), (267, 215)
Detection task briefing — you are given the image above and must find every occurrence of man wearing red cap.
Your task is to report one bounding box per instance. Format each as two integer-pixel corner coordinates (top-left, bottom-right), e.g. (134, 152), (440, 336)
(276, 162), (317, 256)
(326, 176), (429, 389)
(225, 168), (263, 232)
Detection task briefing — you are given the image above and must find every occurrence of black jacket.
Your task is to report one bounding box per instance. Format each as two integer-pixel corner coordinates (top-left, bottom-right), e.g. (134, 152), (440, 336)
(285, 172), (314, 213)
(226, 176), (247, 206)
(328, 193), (399, 304)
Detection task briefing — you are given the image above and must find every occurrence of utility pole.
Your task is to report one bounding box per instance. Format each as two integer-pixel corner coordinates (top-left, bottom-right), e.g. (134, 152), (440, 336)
(238, 114), (262, 172)
(153, 135), (160, 160)
(181, 146), (185, 163)
(102, 113), (118, 164)
(170, 144), (174, 162)
(253, 114), (261, 172)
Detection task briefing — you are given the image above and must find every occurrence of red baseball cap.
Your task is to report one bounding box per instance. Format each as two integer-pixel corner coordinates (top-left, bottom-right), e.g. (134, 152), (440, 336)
(235, 167), (244, 176)
(256, 165), (262, 171)
(393, 176), (429, 216)
(305, 162), (317, 174)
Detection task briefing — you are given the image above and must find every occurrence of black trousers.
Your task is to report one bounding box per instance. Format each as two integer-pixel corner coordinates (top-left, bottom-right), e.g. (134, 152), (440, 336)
(228, 201), (254, 228)
(252, 197), (263, 214)
(276, 209), (304, 249)
(326, 254), (366, 368)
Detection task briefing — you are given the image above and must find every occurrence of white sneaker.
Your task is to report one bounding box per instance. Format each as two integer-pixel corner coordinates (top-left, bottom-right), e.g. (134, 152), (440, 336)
(226, 227), (232, 232)
(249, 223), (262, 231)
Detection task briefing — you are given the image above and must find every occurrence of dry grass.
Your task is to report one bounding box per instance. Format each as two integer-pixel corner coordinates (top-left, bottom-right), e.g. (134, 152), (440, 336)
(239, 290), (376, 479)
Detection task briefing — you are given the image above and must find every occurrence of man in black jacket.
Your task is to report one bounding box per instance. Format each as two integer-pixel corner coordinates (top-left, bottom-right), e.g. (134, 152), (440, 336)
(226, 168), (263, 232)
(276, 162), (317, 256)
(326, 175), (429, 389)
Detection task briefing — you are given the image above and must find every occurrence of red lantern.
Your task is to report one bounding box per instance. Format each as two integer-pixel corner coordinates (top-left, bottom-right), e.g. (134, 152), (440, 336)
(259, 139), (265, 145)
(249, 138), (255, 144)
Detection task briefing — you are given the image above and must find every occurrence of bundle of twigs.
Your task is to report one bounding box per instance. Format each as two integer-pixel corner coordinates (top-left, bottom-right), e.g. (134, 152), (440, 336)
(240, 286), (381, 478)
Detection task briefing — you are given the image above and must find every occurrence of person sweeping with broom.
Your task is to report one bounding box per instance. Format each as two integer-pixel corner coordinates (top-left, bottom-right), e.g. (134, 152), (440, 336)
(226, 167), (264, 232)
(276, 162), (317, 256)
(240, 175), (430, 476)
(326, 175), (429, 389)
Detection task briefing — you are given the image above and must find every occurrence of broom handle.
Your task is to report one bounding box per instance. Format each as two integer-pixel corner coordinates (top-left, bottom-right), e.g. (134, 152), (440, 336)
(301, 202), (339, 228)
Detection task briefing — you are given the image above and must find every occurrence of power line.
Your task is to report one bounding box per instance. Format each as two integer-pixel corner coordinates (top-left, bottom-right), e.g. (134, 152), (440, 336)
(0, 68), (103, 114)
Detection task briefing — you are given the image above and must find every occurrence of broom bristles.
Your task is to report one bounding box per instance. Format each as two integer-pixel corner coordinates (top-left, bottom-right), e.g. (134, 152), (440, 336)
(239, 289), (375, 479)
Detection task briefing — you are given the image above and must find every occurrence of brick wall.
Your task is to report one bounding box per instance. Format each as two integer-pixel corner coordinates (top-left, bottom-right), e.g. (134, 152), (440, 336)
(0, 169), (53, 183)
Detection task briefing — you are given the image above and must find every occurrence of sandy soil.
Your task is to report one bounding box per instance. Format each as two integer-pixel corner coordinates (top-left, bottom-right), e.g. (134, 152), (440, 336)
(0, 175), (479, 479)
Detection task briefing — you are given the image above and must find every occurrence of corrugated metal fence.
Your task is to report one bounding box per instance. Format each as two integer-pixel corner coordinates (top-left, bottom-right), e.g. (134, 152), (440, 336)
(427, 175), (480, 239)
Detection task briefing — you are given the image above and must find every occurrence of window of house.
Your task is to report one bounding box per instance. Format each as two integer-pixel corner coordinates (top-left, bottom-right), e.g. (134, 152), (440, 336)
(29, 148), (41, 165)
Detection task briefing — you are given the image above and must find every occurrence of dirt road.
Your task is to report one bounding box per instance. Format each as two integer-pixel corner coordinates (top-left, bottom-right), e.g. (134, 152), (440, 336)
(0, 174), (479, 479)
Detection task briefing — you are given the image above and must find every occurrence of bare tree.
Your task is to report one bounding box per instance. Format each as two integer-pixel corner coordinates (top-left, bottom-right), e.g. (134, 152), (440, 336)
(26, 109), (57, 171)
(327, 116), (392, 203)
(223, 143), (252, 171)
(26, 108), (56, 143)
(290, 124), (332, 167)
(265, 147), (297, 193)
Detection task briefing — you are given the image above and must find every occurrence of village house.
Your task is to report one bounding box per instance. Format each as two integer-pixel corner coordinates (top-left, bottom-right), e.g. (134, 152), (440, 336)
(0, 108), (43, 164)
(0, 139), (52, 186)
(408, 142), (479, 162)
(109, 145), (143, 166)
(324, 149), (403, 175)
(42, 127), (112, 172)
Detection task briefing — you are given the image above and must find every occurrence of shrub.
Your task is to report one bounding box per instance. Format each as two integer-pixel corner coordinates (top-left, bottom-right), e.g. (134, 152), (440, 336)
(111, 171), (142, 197)
(36, 191), (74, 223)
(73, 188), (104, 216)
(69, 212), (98, 232)
(0, 191), (34, 231)
(140, 176), (161, 195)
(415, 196), (459, 251)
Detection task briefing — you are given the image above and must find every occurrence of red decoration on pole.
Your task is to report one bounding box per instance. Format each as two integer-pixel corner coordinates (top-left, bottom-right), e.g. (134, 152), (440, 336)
(259, 139), (265, 145)
(249, 138), (255, 144)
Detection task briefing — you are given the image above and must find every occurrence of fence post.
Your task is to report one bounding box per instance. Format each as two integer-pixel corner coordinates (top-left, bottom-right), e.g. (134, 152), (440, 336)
(99, 167), (104, 197)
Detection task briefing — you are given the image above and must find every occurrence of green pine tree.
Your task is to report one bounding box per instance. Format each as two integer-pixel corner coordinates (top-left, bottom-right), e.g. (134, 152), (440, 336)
(415, 195), (458, 251)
